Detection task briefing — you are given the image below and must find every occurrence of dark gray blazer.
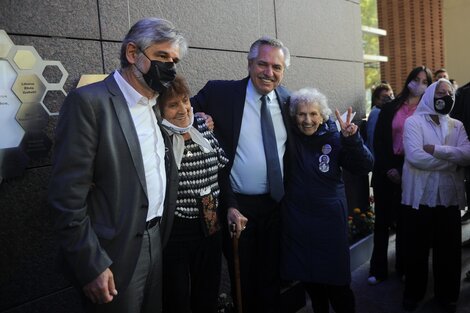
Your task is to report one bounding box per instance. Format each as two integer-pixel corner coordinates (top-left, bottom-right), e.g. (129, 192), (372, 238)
(49, 73), (179, 292)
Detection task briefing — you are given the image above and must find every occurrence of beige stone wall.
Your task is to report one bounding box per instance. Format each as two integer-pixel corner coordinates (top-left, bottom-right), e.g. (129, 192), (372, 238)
(443, 0), (470, 86)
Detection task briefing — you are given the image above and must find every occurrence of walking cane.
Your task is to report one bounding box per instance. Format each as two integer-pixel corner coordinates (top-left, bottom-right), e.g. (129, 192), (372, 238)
(230, 223), (243, 313)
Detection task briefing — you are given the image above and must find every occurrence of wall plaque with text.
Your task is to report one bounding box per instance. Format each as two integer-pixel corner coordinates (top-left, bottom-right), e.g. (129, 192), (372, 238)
(0, 30), (68, 180)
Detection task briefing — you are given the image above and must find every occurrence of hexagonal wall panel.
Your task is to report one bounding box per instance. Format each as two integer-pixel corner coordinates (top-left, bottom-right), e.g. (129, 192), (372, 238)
(12, 73), (46, 103)
(42, 89), (66, 115)
(0, 30), (67, 179)
(0, 60), (25, 149)
(15, 102), (49, 131)
(42, 65), (63, 84)
(12, 46), (43, 71)
(14, 50), (37, 69)
(41, 60), (68, 88)
(0, 30), (14, 59)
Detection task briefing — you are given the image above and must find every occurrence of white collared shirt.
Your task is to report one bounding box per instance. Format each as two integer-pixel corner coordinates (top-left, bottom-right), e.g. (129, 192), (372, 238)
(230, 79), (287, 195)
(114, 71), (166, 220)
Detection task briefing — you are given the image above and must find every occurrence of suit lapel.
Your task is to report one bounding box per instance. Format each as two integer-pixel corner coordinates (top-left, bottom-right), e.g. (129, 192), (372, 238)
(105, 74), (148, 198)
(275, 86), (292, 131)
(231, 78), (249, 156)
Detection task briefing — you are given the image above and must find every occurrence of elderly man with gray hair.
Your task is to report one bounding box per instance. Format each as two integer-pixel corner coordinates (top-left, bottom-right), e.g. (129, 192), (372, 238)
(192, 36), (291, 313)
(49, 18), (186, 313)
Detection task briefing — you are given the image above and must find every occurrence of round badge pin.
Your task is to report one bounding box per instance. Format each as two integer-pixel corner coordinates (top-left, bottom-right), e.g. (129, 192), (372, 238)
(322, 144), (332, 155)
(319, 154), (330, 164)
(319, 162), (329, 173)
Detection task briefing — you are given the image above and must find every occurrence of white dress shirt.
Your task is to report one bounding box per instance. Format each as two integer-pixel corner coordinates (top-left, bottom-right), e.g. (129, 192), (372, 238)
(114, 71), (166, 220)
(230, 79), (287, 195)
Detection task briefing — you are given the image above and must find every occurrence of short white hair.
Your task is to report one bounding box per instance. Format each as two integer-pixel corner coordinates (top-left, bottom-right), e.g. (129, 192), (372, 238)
(289, 87), (331, 120)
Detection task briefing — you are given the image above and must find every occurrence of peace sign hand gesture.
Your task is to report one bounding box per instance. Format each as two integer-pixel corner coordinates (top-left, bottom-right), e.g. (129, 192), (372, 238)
(335, 107), (358, 138)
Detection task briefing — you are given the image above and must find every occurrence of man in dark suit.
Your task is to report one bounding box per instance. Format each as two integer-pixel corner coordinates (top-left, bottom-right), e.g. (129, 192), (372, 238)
(48, 18), (185, 313)
(191, 36), (291, 313)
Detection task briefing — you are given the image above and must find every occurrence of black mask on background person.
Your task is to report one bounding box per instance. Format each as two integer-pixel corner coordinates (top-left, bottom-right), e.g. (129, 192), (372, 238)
(433, 95), (455, 115)
(138, 50), (176, 93)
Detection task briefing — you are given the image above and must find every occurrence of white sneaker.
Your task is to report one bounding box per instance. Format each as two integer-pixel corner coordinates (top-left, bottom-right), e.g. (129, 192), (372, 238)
(367, 276), (382, 285)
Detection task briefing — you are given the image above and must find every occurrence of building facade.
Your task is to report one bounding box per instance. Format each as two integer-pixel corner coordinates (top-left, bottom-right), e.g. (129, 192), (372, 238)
(377, 0), (470, 91)
(0, 1), (364, 312)
(377, 0), (445, 92)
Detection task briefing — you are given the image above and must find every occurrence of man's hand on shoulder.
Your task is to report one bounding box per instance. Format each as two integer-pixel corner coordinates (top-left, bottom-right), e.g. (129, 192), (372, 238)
(194, 112), (214, 131)
(83, 268), (118, 304)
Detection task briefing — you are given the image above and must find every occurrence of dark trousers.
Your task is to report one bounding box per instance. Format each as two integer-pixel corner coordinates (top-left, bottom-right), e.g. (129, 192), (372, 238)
(162, 217), (222, 313)
(84, 223), (163, 313)
(303, 282), (355, 313)
(403, 205), (461, 303)
(223, 193), (280, 313)
(369, 176), (405, 279)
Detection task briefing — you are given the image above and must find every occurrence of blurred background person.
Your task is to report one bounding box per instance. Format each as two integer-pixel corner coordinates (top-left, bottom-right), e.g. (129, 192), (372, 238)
(449, 78), (459, 91)
(368, 66), (433, 285)
(451, 80), (470, 224)
(366, 81), (394, 157)
(451, 79), (470, 287)
(434, 68), (449, 81)
(401, 79), (470, 312)
(281, 88), (373, 313)
(159, 75), (228, 313)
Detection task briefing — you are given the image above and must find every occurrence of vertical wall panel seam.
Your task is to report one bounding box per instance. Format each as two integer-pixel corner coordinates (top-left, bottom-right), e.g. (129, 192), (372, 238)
(273, 0), (278, 38)
(96, 0), (106, 73)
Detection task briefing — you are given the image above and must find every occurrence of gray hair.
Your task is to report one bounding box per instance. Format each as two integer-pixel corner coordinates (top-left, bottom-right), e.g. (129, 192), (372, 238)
(289, 87), (331, 120)
(247, 36), (291, 69)
(436, 78), (455, 95)
(120, 17), (188, 68)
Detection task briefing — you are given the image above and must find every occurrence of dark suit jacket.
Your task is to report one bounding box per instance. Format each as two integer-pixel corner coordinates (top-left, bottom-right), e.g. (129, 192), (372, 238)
(373, 97), (406, 177)
(48, 74), (179, 292)
(451, 81), (470, 133)
(191, 77), (291, 212)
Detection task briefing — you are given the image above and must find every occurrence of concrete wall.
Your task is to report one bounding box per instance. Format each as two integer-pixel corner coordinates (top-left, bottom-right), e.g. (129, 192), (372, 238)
(443, 0), (470, 86)
(0, 0), (364, 311)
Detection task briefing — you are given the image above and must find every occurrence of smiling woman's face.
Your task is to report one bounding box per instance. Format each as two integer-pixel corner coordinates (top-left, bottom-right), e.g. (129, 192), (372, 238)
(295, 102), (324, 136)
(161, 94), (192, 128)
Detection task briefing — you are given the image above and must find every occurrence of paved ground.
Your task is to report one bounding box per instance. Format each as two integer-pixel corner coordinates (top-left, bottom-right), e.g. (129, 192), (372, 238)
(298, 222), (470, 313)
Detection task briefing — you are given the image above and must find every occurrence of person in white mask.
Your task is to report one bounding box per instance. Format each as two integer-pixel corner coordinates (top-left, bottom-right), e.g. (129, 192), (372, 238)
(401, 79), (470, 312)
(157, 75), (228, 313)
(368, 66), (433, 286)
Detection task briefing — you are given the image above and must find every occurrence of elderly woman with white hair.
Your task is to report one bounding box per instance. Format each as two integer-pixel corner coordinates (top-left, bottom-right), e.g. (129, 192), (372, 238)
(401, 79), (470, 312)
(280, 87), (373, 313)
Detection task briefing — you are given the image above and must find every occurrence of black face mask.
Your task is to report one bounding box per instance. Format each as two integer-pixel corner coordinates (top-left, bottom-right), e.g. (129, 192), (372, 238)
(138, 50), (176, 93)
(433, 95), (455, 115)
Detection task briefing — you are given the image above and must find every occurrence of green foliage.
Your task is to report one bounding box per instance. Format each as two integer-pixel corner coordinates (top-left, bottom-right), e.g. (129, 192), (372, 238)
(360, 0), (378, 27)
(361, 0), (381, 110)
